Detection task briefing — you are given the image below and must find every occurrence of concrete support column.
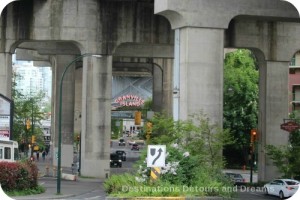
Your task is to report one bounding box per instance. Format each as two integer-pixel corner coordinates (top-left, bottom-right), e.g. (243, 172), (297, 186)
(81, 55), (111, 178)
(152, 62), (163, 112)
(52, 55), (75, 168)
(177, 27), (224, 124)
(74, 67), (82, 135)
(258, 61), (289, 181)
(153, 59), (173, 116)
(0, 53), (12, 98)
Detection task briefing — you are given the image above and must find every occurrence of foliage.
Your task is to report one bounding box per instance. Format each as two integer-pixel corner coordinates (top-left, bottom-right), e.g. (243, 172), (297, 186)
(0, 160), (38, 191)
(265, 112), (300, 178)
(186, 113), (236, 168)
(144, 113), (195, 146)
(103, 173), (140, 194)
(111, 119), (123, 139)
(265, 145), (291, 178)
(223, 49), (259, 167)
(6, 185), (45, 197)
(105, 112), (236, 198)
(12, 72), (47, 152)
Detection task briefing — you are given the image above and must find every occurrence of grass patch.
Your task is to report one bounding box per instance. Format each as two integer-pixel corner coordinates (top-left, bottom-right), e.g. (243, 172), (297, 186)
(6, 185), (45, 197)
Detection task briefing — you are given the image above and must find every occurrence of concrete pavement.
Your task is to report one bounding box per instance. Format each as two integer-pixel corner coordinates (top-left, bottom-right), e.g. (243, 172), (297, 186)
(10, 159), (107, 200)
(5, 156), (258, 200)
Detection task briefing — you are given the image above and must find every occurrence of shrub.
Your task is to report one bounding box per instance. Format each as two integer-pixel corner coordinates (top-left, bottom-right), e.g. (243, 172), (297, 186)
(104, 173), (140, 194)
(105, 112), (237, 198)
(0, 160), (38, 191)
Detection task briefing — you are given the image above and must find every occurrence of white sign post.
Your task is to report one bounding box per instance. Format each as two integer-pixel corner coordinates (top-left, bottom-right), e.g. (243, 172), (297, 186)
(147, 145), (166, 167)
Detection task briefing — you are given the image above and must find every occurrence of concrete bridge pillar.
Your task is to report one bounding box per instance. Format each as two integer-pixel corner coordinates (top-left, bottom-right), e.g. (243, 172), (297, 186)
(258, 61), (289, 181)
(153, 62), (163, 113)
(176, 27), (224, 125)
(0, 53), (13, 98)
(81, 55), (111, 178)
(258, 61), (290, 181)
(152, 59), (173, 116)
(52, 55), (75, 168)
(74, 67), (82, 135)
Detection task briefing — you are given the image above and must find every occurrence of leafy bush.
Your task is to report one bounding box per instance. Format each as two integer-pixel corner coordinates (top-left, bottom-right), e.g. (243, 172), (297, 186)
(105, 112), (236, 198)
(0, 160), (38, 191)
(104, 173), (140, 194)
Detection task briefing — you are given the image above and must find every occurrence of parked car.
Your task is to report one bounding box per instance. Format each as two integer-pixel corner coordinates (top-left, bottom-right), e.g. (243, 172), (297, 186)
(225, 172), (245, 186)
(118, 138), (126, 146)
(110, 153), (122, 167)
(131, 143), (139, 151)
(263, 179), (299, 199)
(115, 150), (126, 161)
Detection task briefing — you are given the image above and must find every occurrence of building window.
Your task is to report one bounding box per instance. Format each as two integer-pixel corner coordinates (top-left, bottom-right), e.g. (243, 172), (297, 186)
(290, 56), (296, 66)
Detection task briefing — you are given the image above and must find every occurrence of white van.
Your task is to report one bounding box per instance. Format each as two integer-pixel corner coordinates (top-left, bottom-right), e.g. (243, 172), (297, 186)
(0, 140), (19, 162)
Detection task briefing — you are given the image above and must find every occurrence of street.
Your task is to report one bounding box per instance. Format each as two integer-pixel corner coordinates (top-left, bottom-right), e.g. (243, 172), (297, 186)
(110, 136), (144, 174)
(12, 137), (286, 199)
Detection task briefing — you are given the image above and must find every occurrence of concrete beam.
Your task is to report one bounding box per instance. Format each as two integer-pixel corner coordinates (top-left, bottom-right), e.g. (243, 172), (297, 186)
(18, 41), (80, 55)
(113, 62), (152, 77)
(16, 49), (49, 61)
(227, 19), (300, 61)
(155, 0), (299, 29)
(114, 43), (174, 58)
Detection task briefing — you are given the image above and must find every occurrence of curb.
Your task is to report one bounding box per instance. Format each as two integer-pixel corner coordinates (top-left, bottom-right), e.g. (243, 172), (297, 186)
(106, 197), (225, 200)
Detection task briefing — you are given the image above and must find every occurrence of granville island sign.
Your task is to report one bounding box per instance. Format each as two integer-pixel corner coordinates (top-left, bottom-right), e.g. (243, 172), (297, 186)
(114, 95), (145, 107)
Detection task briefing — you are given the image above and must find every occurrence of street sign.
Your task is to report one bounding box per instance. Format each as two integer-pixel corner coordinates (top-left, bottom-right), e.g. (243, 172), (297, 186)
(147, 145), (166, 167)
(0, 94), (12, 141)
(280, 120), (300, 132)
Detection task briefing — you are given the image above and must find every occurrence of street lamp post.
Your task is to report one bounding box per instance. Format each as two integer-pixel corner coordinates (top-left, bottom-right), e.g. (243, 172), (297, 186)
(56, 53), (101, 194)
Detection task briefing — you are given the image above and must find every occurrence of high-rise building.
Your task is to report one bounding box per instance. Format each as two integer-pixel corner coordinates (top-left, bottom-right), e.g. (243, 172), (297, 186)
(12, 60), (52, 99)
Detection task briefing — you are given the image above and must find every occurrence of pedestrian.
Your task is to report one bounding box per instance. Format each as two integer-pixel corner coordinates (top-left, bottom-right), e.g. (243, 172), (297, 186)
(42, 150), (46, 161)
(36, 151), (39, 161)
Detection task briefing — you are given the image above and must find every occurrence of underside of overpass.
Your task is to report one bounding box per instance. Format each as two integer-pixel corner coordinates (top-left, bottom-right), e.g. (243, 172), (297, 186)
(0, 0), (300, 181)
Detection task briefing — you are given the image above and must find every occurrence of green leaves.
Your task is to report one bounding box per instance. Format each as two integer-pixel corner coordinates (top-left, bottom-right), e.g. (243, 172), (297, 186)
(266, 128), (300, 178)
(224, 49), (258, 133)
(12, 72), (47, 150)
(223, 49), (259, 167)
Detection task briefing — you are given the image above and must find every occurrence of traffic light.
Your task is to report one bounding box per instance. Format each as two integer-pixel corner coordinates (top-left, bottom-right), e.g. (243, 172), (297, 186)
(31, 135), (36, 143)
(135, 111), (141, 125)
(26, 119), (31, 130)
(250, 129), (257, 143)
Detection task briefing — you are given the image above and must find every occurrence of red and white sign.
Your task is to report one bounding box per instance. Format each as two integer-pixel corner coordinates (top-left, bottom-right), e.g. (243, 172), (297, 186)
(114, 95), (145, 107)
(280, 121), (300, 133)
(0, 130), (9, 140)
(0, 94), (12, 140)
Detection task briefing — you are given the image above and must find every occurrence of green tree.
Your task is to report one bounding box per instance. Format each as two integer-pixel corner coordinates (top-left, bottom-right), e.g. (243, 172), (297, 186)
(223, 49), (259, 167)
(266, 111), (300, 178)
(147, 112), (235, 168)
(12, 72), (46, 153)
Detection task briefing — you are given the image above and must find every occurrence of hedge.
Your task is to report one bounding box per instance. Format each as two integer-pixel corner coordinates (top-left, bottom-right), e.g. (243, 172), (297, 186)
(0, 160), (38, 191)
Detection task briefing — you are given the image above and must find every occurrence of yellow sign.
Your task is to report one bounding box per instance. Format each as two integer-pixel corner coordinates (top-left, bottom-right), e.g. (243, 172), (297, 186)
(135, 111), (141, 125)
(150, 167), (161, 181)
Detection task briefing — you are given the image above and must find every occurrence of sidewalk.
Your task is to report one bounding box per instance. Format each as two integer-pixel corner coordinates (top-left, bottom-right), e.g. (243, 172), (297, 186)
(11, 159), (107, 200)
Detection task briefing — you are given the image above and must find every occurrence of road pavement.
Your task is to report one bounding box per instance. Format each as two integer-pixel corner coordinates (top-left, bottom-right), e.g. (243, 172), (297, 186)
(7, 139), (260, 200)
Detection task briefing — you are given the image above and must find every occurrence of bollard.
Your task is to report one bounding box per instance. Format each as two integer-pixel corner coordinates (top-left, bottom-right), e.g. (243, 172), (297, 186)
(45, 165), (49, 176)
(53, 167), (56, 177)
